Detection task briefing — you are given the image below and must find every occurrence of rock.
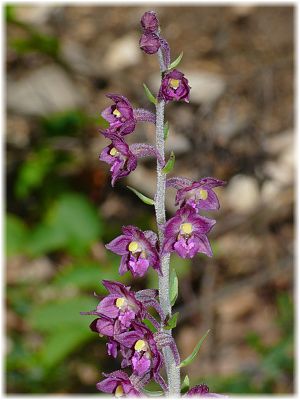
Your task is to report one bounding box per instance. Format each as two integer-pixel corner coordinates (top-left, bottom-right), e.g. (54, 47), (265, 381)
(7, 65), (84, 116)
(103, 34), (141, 72)
(261, 179), (282, 203)
(186, 70), (226, 105)
(14, 5), (54, 26)
(212, 103), (252, 145)
(149, 70), (226, 106)
(264, 130), (293, 155)
(225, 175), (260, 213)
(61, 40), (95, 76)
(263, 144), (294, 186)
(165, 128), (191, 155)
(6, 115), (30, 148)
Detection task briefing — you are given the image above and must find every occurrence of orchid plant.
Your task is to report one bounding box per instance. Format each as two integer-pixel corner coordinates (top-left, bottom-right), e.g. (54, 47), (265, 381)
(82, 11), (226, 397)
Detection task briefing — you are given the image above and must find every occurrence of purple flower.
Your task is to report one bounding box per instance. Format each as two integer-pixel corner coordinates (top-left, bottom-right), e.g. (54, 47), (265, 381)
(94, 280), (147, 331)
(186, 384), (227, 398)
(99, 136), (137, 186)
(89, 314), (115, 337)
(97, 370), (142, 397)
(162, 205), (216, 258)
(115, 322), (163, 381)
(139, 32), (161, 54)
(106, 226), (161, 277)
(175, 177), (226, 211)
(141, 11), (159, 33)
(101, 94), (136, 136)
(159, 69), (191, 103)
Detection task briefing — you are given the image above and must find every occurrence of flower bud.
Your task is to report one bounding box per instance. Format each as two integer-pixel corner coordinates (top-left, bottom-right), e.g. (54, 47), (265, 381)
(139, 32), (161, 54)
(141, 11), (159, 32)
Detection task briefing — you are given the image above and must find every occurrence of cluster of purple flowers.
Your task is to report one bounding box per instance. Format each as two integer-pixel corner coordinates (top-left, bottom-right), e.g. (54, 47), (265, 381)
(85, 10), (227, 397)
(163, 177), (226, 259)
(99, 13), (191, 187)
(82, 280), (180, 395)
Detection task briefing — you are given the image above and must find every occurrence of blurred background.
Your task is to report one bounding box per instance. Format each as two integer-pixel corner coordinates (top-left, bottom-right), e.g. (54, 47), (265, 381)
(5, 4), (294, 395)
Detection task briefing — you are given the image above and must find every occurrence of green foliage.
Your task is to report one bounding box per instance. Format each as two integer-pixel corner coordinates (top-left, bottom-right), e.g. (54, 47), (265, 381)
(169, 52), (183, 70)
(29, 296), (95, 333)
(5, 5), (16, 23)
(54, 258), (129, 292)
(127, 186), (155, 206)
(181, 375), (190, 394)
(29, 296), (97, 369)
(26, 193), (103, 256)
(171, 255), (191, 278)
(180, 330), (210, 368)
(40, 110), (91, 137)
(96, 115), (110, 129)
(203, 292), (294, 394)
(164, 312), (179, 330)
(169, 266), (178, 306)
(143, 83), (157, 105)
(246, 293), (294, 381)
(142, 389), (164, 396)
(162, 151), (175, 174)
(10, 34), (59, 58)
(6, 214), (29, 257)
(16, 148), (55, 199)
(142, 318), (157, 333)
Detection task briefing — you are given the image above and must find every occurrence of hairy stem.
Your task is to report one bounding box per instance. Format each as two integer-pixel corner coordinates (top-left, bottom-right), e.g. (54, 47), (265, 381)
(155, 48), (181, 397)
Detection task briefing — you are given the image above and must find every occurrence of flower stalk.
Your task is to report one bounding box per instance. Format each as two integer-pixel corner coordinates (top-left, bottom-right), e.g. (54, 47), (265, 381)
(83, 10), (226, 398)
(155, 48), (181, 397)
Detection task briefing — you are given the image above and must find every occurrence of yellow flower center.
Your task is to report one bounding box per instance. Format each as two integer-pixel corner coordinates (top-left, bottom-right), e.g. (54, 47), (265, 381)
(113, 108), (121, 118)
(199, 189), (208, 200)
(115, 385), (124, 397)
(128, 241), (139, 253)
(116, 297), (126, 308)
(110, 147), (118, 156)
(170, 79), (180, 89)
(181, 222), (193, 235)
(134, 339), (147, 352)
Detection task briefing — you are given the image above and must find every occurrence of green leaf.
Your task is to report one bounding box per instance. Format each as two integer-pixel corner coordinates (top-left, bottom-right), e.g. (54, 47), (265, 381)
(127, 186), (155, 206)
(181, 375), (190, 394)
(29, 296), (97, 333)
(26, 193), (103, 256)
(169, 52), (183, 70)
(5, 5), (16, 23)
(26, 223), (67, 256)
(15, 148), (55, 198)
(143, 83), (157, 105)
(142, 389), (164, 397)
(180, 329), (210, 368)
(54, 260), (131, 292)
(162, 151), (175, 174)
(165, 312), (179, 330)
(142, 318), (157, 333)
(97, 115), (110, 129)
(10, 33), (59, 57)
(164, 121), (169, 140)
(41, 110), (91, 137)
(169, 267), (178, 306)
(38, 325), (91, 369)
(6, 214), (28, 257)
